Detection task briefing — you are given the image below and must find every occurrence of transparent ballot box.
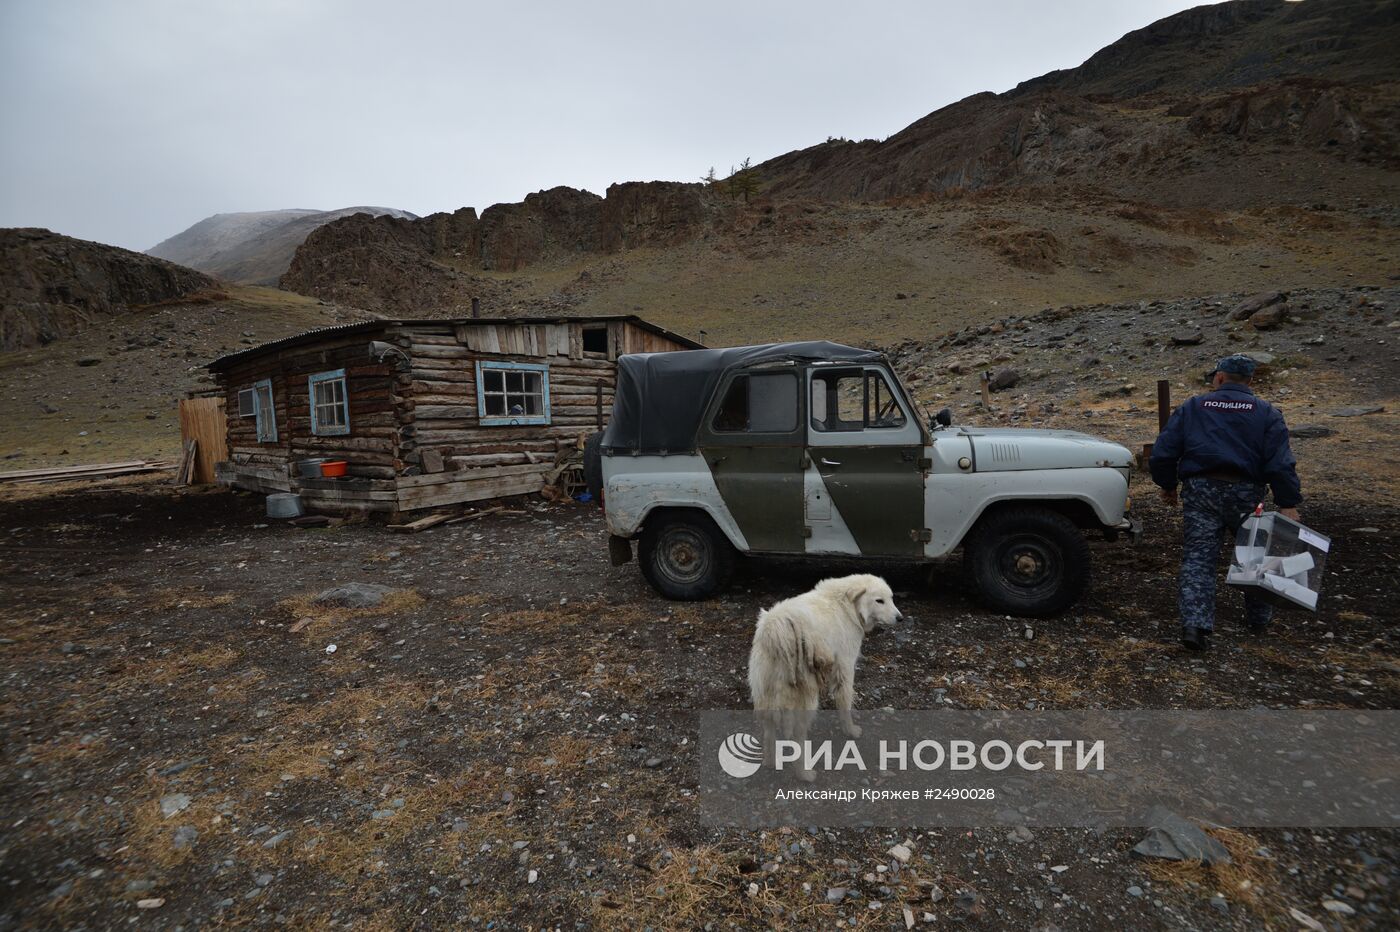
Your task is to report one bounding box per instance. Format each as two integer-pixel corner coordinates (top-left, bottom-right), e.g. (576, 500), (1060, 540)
(1226, 510), (1330, 611)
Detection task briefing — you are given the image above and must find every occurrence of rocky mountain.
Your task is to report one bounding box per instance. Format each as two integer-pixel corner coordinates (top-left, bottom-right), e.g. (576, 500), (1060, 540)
(279, 182), (722, 314)
(280, 0), (1400, 317)
(754, 0), (1400, 204)
(1, 228), (217, 351)
(1020, 0), (1400, 98)
(148, 206), (416, 285)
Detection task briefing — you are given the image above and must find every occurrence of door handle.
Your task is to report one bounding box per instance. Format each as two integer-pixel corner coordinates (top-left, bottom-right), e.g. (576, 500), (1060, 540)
(820, 458), (841, 467)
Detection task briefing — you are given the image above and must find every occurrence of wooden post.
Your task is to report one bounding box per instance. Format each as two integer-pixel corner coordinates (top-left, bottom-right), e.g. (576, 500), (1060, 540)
(595, 382), (603, 428)
(1157, 379), (1171, 432)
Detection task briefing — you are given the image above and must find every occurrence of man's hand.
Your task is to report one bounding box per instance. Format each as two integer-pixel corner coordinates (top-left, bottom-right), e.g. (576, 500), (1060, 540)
(1280, 507), (1300, 521)
(1160, 487), (1179, 507)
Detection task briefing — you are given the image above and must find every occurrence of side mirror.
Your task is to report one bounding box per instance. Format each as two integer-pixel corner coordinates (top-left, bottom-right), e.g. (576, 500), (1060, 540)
(934, 407), (953, 428)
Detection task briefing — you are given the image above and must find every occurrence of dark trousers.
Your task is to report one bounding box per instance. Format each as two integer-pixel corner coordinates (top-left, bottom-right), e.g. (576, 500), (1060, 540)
(1179, 476), (1273, 632)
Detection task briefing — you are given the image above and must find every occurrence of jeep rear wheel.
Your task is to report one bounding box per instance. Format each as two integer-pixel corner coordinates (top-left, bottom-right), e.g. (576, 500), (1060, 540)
(639, 512), (735, 601)
(964, 506), (1089, 616)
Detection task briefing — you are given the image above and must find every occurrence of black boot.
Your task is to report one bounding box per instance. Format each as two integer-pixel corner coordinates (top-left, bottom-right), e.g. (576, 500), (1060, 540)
(1181, 627), (1211, 651)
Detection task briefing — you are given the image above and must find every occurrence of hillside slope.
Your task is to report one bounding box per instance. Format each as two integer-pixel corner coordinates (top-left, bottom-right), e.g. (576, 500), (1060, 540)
(0, 285), (377, 468)
(1, 228), (217, 351)
(755, 0), (1400, 204)
(148, 206), (416, 285)
(1020, 0), (1400, 98)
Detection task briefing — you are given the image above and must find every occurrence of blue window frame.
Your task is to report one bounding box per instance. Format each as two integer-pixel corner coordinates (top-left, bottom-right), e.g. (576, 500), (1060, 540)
(309, 369), (351, 436)
(253, 379), (277, 443)
(476, 361), (551, 426)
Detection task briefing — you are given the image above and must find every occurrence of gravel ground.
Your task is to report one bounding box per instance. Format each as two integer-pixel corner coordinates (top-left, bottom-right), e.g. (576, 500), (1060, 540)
(1, 475), (1396, 930)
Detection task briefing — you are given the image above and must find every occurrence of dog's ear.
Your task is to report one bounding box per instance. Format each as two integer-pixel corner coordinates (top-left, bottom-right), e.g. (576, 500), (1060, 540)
(850, 585), (870, 625)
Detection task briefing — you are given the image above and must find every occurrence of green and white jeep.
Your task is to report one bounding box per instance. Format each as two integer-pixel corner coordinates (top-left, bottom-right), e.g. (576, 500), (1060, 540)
(587, 341), (1138, 616)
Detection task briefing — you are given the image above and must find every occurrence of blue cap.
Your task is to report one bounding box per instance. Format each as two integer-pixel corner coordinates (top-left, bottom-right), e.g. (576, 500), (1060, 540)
(1214, 354), (1257, 377)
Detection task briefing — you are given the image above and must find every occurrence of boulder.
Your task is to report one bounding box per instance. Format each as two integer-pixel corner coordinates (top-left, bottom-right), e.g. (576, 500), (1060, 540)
(1171, 332), (1203, 345)
(1230, 291), (1286, 321)
(1289, 424), (1335, 439)
(988, 367), (1021, 392)
(1131, 807), (1232, 865)
(313, 583), (396, 608)
(1248, 304), (1287, 330)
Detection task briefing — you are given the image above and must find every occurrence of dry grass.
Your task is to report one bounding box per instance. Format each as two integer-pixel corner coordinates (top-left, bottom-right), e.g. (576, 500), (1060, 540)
(588, 842), (850, 929)
(121, 787), (234, 872)
(147, 587), (236, 612)
(1141, 825), (1284, 917)
(279, 588), (426, 640)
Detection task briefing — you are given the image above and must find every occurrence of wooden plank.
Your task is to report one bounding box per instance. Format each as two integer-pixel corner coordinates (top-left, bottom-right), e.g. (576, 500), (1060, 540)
(396, 472), (547, 510)
(387, 513), (453, 533)
(298, 476), (397, 492)
(299, 498), (395, 515)
(299, 486), (400, 502)
(395, 462), (549, 490)
(175, 439), (197, 486)
(215, 461), (292, 493)
(0, 460), (148, 480)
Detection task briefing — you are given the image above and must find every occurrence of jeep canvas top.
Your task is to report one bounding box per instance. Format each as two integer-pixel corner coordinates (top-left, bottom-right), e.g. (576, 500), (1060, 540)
(585, 341), (1138, 616)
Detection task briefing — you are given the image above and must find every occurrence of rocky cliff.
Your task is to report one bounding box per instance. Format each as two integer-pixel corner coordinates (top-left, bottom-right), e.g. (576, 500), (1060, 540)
(281, 182), (726, 314)
(754, 77), (1399, 206)
(1, 228), (217, 351)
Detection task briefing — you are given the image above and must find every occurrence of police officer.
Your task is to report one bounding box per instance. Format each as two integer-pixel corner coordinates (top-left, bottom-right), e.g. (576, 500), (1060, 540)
(1150, 354), (1301, 651)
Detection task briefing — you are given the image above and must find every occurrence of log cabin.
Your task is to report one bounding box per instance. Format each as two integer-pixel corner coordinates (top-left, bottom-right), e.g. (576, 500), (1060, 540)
(207, 315), (700, 517)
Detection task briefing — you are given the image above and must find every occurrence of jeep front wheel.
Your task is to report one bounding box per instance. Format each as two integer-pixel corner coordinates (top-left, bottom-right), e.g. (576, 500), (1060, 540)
(638, 511), (735, 601)
(964, 506), (1089, 616)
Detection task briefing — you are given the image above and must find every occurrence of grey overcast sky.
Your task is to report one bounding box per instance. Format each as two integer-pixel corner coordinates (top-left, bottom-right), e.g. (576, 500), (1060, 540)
(0, 0), (1202, 251)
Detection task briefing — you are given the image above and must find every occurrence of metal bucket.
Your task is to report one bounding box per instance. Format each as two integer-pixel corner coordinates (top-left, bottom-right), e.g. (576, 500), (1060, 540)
(266, 493), (304, 519)
(297, 458), (327, 479)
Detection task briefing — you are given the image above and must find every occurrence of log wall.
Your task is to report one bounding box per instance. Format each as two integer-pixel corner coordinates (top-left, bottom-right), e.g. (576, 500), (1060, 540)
(213, 318), (693, 514)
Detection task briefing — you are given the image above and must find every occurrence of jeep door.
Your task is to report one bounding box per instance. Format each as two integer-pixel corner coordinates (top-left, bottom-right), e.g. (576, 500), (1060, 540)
(695, 366), (806, 553)
(806, 364), (926, 556)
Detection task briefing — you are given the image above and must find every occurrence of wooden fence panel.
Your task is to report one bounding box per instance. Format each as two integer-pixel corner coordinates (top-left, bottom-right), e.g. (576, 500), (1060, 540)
(179, 397), (229, 485)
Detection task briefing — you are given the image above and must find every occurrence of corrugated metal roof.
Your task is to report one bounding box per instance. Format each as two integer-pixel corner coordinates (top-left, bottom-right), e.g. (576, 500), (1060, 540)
(206, 314), (703, 371)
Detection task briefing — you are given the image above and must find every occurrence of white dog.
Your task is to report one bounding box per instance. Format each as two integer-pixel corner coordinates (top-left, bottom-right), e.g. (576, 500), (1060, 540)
(747, 574), (903, 781)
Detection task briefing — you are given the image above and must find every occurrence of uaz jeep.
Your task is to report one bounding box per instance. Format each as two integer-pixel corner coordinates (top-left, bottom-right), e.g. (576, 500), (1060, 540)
(587, 341), (1137, 616)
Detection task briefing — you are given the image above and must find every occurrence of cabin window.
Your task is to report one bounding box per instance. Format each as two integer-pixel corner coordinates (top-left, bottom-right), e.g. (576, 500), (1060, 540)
(237, 388), (256, 418)
(582, 326), (609, 354)
(252, 379), (277, 443)
(476, 361), (551, 426)
(309, 369), (350, 436)
(810, 368), (906, 432)
(712, 372), (798, 433)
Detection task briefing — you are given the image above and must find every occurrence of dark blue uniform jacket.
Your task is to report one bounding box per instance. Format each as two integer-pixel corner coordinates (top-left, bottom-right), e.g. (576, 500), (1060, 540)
(1149, 383), (1302, 507)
